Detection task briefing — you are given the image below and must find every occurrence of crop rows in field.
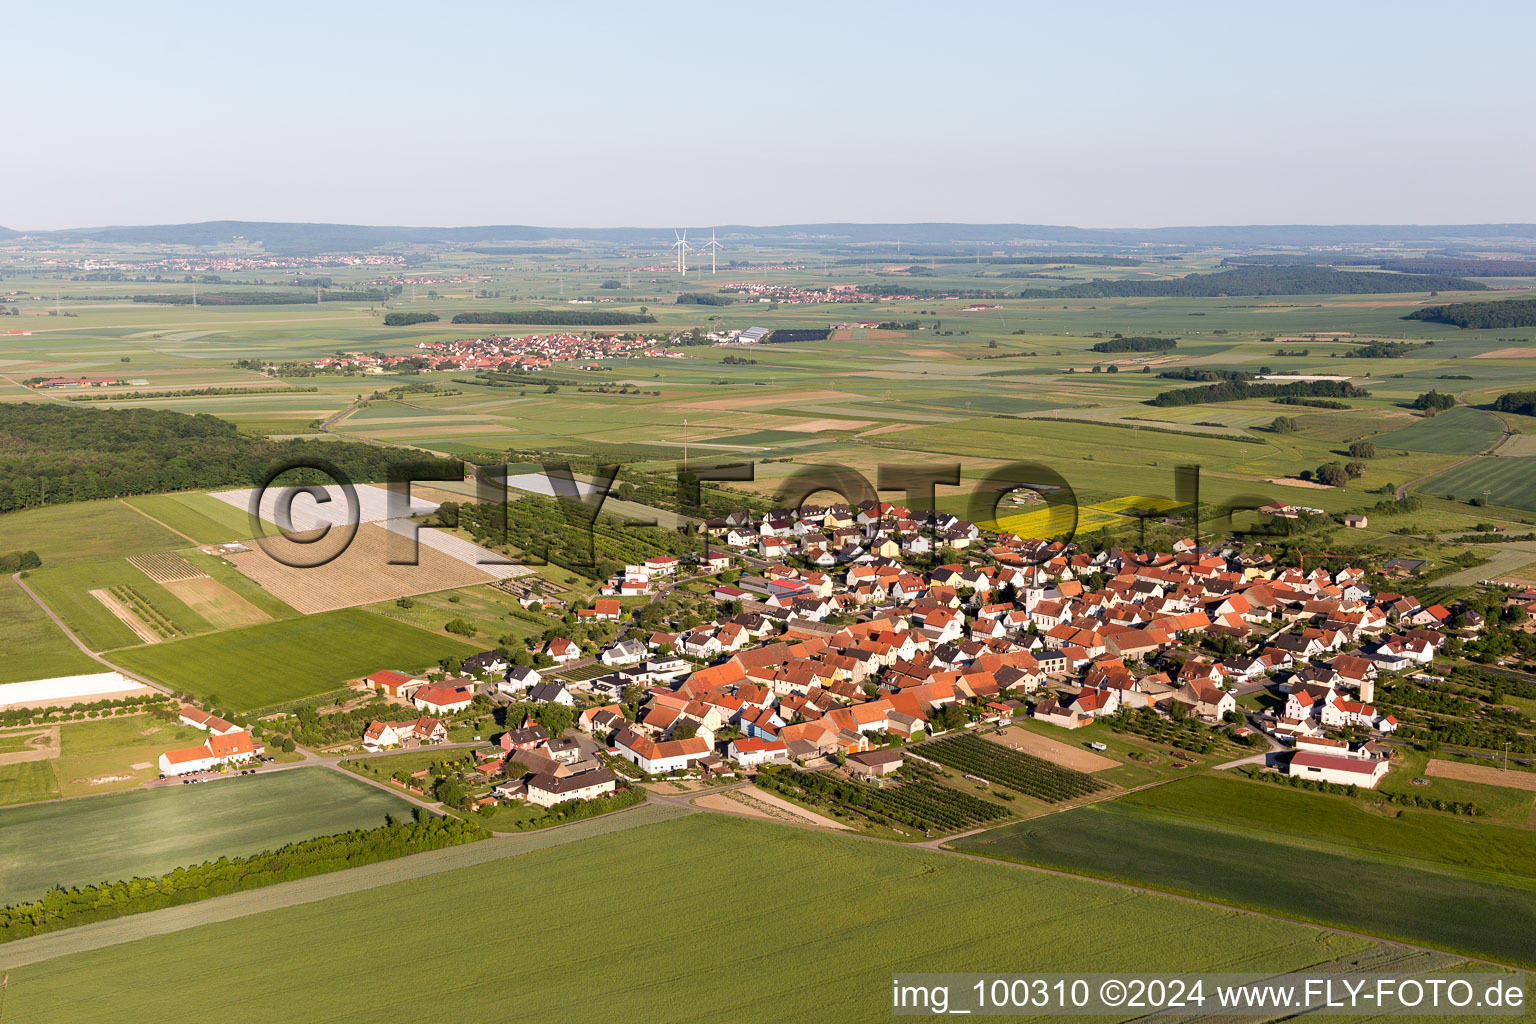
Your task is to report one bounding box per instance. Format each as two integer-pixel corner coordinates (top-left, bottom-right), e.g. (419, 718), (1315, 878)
(758, 767), (1009, 834)
(128, 552), (208, 584)
(920, 734), (1107, 803)
(108, 584), (183, 639)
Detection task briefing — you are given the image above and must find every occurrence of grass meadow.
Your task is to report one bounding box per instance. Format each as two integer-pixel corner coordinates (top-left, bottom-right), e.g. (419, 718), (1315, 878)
(0, 812), (1377, 1023)
(0, 576), (100, 683)
(0, 501), (188, 567)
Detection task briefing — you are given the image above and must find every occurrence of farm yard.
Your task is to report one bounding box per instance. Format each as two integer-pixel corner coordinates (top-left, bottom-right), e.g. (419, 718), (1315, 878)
(0, 812), (1380, 1022)
(0, 714), (210, 806)
(0, 767), (414, 904)
(109, 609), (479, 711)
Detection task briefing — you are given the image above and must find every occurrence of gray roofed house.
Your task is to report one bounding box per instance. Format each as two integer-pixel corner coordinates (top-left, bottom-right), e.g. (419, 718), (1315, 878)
(528, 681), (574, 706)
(525, 768), (617, 807)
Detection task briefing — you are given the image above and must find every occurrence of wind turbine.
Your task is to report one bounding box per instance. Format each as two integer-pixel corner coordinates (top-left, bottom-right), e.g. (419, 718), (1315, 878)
(672, 229), (691, 275)
(702, 229), (724, 274)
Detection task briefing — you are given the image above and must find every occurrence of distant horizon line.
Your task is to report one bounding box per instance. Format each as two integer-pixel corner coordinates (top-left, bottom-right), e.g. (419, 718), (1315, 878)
(8, 218), (1536, 233)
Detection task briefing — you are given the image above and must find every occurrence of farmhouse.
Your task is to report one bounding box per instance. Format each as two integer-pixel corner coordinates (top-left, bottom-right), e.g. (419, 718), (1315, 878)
(525, 768), (617, 807)
(158, 730), (263, 776)
(361, 716), (448, 752)
(613, 728), (711, 774)
(726, 736), (788, 767)
(413, 683), (475, 714)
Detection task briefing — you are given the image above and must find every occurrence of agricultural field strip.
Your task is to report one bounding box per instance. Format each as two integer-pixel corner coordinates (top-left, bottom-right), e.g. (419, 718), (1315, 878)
(952, 780), (1536, 967)
(212, 483), (524, 578)
(0, 813), (1387, 1023)
(919, 734), (1108, 803)
(125, 553), (207, 584)
(0, 802), (695, 971)
(209, 483), (438, 531)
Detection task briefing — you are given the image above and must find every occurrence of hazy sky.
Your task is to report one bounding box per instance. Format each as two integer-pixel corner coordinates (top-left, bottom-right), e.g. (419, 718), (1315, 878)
(6, 0), (1534, 230)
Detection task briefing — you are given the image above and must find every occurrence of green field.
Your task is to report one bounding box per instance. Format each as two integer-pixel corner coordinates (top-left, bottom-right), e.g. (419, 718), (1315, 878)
(0, 501), (188, 568)
(0, 762), (57, 807)
(122, 492), (256, 544)
(954, 774), (1536, 966)
(24, 558), (212, 651)
(1428, 455), (1536, 512)
(0, 767), (413, 904)
(0, 576), (100, 683)
(110, 608), (479, 710)
(1369, 406), (1504, 454)
(0, 812), (1380, 1022)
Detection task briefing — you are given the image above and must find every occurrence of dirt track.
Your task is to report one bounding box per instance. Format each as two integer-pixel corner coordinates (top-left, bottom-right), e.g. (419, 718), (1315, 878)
(1426, 758), (1536, 792)
(88, 589), (162, 644)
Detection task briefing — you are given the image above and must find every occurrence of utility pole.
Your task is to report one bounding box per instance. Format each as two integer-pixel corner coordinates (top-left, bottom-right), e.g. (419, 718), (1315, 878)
(683, 418), (689, 469)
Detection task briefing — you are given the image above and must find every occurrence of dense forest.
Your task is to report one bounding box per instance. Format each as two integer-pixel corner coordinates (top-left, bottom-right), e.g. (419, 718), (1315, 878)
(1405, 299), (1536, 329)
(1019, 267), (1484, 299)
(1150, 379), (1371, 407)
(0, 404), (459, 513)
(1376, 258), (1536, 277)
(1089, 336), (1177, 353)
(383, 312), (440, 326)
(676, 292), (734, 305)
(450, 310), (657, 325)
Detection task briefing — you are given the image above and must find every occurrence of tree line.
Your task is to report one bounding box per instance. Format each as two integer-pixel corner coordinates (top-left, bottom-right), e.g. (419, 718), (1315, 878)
(0, 403), (460, 514)
(1019, 267), (1484, 299)
(1089, 335), (1177, 353)
(1405, 298), (1536, 329)
(383, 312), (440, 326)
(1493, 390), (1536, 416)
(1151, 379), (1370, 407)
(0, 815), (486, 943)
